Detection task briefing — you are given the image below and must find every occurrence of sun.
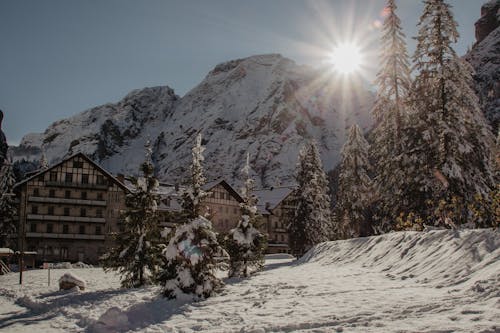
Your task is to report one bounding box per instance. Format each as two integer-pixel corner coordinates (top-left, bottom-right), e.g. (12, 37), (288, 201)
(329, 43), (364, 75)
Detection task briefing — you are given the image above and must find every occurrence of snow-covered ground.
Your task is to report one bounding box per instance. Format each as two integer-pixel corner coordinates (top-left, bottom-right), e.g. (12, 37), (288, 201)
(0, 229), (499, 332)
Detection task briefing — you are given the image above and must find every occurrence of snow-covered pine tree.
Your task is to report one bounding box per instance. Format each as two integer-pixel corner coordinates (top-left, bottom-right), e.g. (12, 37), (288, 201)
(407, 0), (496, 226)
(0, 160), (17, 248)
(101, 141), (161, 288)
(225, 153), (266, 278)
(336, 125), (373, 238)
(39, 152), (49, 170)
(158, 133), (224, 299)
(371, 0), (412, 225)
(289, 141), (332, 257)
(181, 133), (208, 219)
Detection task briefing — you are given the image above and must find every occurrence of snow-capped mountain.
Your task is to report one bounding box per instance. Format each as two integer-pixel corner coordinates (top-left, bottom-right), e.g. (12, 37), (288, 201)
(10, 54), (374, 186)
(466, 0), (500, 133)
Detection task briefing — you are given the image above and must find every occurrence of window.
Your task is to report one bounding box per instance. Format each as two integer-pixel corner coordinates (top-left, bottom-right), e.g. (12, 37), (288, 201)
(37, 175), (44, 182)
(97, 193), (103, 201)
(31, 206), (38, 214)
(65, 173), (73, 183)
(30, 223), (37, 232)
(73, 161), (83, 168)
(33, 188), (39, 196)
(49, 189), (55, 198)
(218, 206), (222, 213)
(48, 206), (54, 215)
(80, 208), (86, 217)
(65, 190), (71, 199)
(62, 225), (69, 234)
(96, 175), (106, 185)
(50, 172), (57, 181)
(64, 207), (70, 216)
(211, 192), (216, 198)
(46, 224), (53, 233)
(61, 247), (68, 259)
(96, 209), (103, 218)
(79, 225), (85, 234)
(81, 191), (87, 200)
(81, 174), (89, 184)
(95, 226), (102, 235)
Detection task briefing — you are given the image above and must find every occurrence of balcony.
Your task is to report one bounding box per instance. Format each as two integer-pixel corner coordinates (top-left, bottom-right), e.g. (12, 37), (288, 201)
(28, 196), (107, 206)
(25, 232), (105, 240)
(45, 181), (108, 190)
(27, 214), (106, 223)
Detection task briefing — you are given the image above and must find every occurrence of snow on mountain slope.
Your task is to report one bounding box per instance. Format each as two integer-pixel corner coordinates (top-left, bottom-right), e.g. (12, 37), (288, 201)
(11, 54), (373, 186)
(466, 1), (500, 133)
(0, 229), (498, 332)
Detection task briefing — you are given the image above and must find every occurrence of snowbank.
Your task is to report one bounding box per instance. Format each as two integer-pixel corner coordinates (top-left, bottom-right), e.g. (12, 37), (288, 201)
(301, 229), (500, 289)
(58, 272), (86, 290)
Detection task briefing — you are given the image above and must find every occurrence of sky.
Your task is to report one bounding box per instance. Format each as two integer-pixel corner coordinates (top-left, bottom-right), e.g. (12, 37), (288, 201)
(0, 0), (483, 145)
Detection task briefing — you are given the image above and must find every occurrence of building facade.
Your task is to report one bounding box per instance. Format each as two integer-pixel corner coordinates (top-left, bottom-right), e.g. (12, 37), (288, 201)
(255, 186), (297, 254)
(202, 179), (244, 233)
(14, 153), (128, 264)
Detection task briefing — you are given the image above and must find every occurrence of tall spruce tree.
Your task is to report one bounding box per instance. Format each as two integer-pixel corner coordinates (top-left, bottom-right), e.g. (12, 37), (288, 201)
(101, 141), (161, 288)
(289, 141), (332, 257)
(406, 0), (495, 225)
(226, 153), (266, 277)
(371, 0), (412, 224)
(158, 133), (224, 299)
(336, 125), (374, 238)
(0, 160), (17, 248)
(181, 133), (208, 219)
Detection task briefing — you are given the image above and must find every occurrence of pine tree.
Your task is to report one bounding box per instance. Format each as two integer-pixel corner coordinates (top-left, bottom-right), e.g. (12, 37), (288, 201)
(101, 141), (161, 288)
(181, 133), (208, 219)
(225, 153), (266, 278)
(0, 160), (17, 248)
(371, 0), (412, 225)
(39, 152), (49, 170)
(406, 0), (495, 225)
(336, 125), (373, 238)
(289, 141), (332, 257)
(158, 133), (224, 299)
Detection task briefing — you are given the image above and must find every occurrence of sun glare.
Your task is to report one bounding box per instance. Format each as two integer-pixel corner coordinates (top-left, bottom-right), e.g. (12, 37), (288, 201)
(329, 43), (363, 75)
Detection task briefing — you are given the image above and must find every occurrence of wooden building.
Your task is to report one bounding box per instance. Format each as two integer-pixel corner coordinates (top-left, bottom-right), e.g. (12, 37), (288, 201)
(14, 153), (128, 264)
(255, 186), (297, 254)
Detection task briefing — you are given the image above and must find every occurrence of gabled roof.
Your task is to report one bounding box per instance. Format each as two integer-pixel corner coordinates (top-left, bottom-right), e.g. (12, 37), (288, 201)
(255, 185), (297, 214)
(203, 178), (244, 203)
(14, 152), (129, 192)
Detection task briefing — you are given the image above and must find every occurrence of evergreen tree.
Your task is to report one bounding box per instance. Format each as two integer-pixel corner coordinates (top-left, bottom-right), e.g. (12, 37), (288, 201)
(0, 160), (17, 248)
(371, 0), (412, 225)
(336, 125), (373, 238)
(225, 153), (266, 277)
(289, 141), (332, 257)
(158, 133), (224, 299)
(406, 0), (495, 225)
(181, 133), (208, 219)
(101, 141), (161, 288)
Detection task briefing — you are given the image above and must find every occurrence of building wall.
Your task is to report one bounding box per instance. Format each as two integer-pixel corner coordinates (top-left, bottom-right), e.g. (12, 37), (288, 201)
(17, 155), (126, 264)
(203, 184), (242, 233)
(265, 195), (295, 254)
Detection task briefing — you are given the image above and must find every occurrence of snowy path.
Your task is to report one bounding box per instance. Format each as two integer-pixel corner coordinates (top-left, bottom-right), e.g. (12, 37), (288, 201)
(0, 229), (499, 332)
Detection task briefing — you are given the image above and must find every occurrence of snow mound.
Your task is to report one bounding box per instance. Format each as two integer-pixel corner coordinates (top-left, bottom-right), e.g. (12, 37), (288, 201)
(301, 229), (500, 289)
(58, 272), (86, 290)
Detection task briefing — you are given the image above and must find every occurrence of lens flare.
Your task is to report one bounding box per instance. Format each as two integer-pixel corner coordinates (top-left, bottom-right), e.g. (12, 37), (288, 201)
(329, 43), (364, 75)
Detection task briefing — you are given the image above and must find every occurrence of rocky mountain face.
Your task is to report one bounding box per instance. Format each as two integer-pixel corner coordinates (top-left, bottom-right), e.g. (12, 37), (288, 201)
(0, 110), (7, 168)
(10, 54), (373, 186)
(466, 0), (500, 133)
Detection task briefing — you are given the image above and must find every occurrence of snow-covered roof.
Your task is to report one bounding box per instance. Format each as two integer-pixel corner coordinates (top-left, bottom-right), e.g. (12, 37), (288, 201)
(255, 185), (296, 214)
(0, 248), (14, 254)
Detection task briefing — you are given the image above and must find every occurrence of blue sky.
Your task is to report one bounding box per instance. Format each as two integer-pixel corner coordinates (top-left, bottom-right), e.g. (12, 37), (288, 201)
(0, 0), (482, 144)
